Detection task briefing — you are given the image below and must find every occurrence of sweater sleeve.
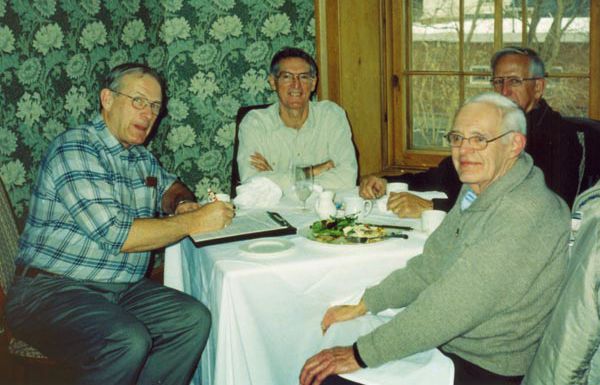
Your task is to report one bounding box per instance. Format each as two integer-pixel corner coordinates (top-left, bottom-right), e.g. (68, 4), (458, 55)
(357, 200), (568, 368)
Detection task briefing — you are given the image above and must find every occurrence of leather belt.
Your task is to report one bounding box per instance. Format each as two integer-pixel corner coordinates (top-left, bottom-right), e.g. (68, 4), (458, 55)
(14, 265), (58, 279)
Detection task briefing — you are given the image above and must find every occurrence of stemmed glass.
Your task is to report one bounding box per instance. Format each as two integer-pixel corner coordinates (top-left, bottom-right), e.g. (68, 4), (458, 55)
(294, 165), (313, 211)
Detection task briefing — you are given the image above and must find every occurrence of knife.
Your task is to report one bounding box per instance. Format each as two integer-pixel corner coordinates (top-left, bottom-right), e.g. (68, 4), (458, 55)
(357, 223), (414, 231)
(267, 211), (293, 228)
(347, 232), (408, 243)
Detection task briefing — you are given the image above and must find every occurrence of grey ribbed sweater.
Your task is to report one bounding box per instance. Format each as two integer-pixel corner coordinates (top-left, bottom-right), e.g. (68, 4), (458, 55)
(357, 153), (570, 376)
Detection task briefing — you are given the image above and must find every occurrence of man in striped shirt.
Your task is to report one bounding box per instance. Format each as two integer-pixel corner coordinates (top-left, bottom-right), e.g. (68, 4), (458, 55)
(5, 63), (234, 385)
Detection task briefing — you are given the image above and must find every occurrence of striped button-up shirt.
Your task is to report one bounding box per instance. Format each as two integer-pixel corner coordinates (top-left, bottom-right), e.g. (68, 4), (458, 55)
(17, 114), (176, 282)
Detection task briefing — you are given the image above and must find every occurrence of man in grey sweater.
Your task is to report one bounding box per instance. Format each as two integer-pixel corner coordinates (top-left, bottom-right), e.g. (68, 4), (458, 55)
(300, 92), (570, 385)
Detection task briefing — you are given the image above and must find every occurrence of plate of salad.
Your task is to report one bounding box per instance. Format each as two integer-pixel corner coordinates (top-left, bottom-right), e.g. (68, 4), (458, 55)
(299, 216), (402, 245)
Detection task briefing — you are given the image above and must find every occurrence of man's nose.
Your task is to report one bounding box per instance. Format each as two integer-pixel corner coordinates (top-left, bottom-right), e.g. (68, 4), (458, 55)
(140, 103), (154, 117)
(458, 139), (475, 153)
(500, 81), (511, 96)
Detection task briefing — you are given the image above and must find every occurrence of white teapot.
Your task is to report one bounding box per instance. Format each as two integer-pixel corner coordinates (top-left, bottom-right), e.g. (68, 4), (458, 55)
(315, 191), (337, 219)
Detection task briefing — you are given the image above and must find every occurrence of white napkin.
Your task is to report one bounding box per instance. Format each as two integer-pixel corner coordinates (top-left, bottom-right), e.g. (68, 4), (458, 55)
(233, 176), (283, 208)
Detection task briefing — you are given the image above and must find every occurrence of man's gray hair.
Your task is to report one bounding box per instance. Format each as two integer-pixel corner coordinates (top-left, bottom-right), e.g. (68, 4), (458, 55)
(491, 46), (545, 78)
(463, 92), (527, 136)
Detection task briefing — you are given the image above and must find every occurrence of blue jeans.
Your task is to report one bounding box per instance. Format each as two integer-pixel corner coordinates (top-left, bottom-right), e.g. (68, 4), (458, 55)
(6, 274), (211, 385)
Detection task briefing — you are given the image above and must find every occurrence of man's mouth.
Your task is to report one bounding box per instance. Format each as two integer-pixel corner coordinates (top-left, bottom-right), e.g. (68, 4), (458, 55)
(460, 160), (480, 168)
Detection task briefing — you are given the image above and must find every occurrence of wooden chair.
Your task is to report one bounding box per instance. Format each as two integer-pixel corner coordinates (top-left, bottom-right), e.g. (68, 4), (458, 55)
(230, 104), (271, 197)
(0, 179), (66, 384)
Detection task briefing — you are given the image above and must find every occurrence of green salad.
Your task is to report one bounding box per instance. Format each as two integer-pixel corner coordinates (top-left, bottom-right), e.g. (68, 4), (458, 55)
(310, 216), (357, 241)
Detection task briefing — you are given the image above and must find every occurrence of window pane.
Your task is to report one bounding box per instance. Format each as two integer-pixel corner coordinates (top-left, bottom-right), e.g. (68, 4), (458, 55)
(411, 0), (459, 71)
(526, 0), (590, 75)
(502, 0), (590, 75)
(409, 75), (459, 149)
(464, 3), (495, 72)
(544, 78), (589, 117)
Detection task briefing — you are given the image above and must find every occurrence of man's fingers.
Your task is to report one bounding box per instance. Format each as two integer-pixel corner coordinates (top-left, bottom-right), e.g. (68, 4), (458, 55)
(300, 352), (335, 385)
(250, 153), (272, 171)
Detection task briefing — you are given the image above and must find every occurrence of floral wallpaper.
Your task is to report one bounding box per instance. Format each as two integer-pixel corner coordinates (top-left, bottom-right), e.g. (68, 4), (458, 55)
(0, 0), (315, 228)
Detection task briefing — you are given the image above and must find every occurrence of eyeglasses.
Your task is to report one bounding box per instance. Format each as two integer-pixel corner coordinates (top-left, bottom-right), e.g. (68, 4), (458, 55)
(276, 71), (314, 85)
(110, 90), (162, 115)
(444, 130), (514, 150)
(490, 77), (539, 89)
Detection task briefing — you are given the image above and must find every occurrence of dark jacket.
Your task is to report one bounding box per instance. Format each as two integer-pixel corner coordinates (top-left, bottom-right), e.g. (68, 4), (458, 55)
(525, 98), (582, 207)
(387, 98), (582, 208)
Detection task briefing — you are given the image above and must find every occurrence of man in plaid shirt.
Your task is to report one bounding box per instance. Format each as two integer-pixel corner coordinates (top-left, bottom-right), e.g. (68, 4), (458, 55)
(5, 63), (234, 385)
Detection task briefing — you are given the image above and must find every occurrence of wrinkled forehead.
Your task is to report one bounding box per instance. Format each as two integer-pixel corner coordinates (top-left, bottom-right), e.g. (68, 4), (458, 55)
(120, 73), (162, 101)
(453, 102), (503, 136)
(493, 54), (531, 77)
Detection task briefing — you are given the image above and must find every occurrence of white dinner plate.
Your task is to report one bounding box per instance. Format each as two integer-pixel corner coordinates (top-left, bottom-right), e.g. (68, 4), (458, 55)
(239, 238), (294, 258)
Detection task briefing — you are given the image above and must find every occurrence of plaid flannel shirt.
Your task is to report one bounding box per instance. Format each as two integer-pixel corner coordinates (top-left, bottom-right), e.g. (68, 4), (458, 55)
(17, 114), (177, 282)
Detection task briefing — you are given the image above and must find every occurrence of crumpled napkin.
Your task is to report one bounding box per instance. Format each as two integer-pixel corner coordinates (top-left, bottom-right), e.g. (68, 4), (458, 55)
(233, 176), (283, 208)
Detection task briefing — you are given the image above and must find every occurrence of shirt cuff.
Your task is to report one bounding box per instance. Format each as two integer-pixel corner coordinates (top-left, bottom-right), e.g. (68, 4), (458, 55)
(352, 342), (367, 368)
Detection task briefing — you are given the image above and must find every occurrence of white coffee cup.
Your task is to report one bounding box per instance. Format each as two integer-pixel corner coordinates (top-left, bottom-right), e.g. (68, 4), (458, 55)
(344, 196), (373, 216)
(421, 209), (446, 234)
(387, 182), (408, 194)
(215, 193), (231, 202)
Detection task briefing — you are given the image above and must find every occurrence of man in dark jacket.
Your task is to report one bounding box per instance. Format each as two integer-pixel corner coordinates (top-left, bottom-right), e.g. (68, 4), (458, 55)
(360, 47), (582, 215)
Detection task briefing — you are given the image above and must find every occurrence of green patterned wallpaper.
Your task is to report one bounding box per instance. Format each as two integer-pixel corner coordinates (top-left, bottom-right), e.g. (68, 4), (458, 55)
(0, 0), (315, 226)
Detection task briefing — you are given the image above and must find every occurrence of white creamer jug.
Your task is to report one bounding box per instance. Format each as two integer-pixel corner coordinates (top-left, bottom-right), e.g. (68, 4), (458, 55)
(315, 191), (336, 219)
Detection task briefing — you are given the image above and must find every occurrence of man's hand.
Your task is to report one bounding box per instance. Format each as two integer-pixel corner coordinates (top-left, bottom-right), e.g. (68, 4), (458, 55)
(387, 192), (433, 218)
(250, 152), (272, 172)
(187, 201), (234, 234)
(359, 175), (387, 199)
(321, 299), (367, 334)
(299, 346), (360, 385)
(312, 160), (335, 177)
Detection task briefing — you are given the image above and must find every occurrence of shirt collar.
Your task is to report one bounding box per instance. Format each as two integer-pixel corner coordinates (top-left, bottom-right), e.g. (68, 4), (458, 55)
(460, 188), (478, 211)
(270, 101), (315, 132)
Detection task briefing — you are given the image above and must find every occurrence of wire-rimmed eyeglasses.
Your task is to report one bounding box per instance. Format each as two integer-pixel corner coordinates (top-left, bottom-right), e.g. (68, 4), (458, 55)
(490, 77), (540, 89)
(444, 130), (514, 150)
(110, 90), (162, 115)
(276, 71), (315, 85)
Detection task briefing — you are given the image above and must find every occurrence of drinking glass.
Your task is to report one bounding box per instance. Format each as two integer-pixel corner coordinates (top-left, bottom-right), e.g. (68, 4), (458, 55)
(294, 165), (313, 211)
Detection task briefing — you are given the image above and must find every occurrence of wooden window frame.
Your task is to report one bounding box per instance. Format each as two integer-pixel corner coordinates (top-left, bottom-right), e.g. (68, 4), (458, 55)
(315, 0), (599, 177)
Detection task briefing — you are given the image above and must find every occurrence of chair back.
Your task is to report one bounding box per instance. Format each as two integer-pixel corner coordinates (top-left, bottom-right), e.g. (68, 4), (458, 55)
(0, 178), (19, 331)
(564, 116), (600, 193)
(230, 104), (271, 197)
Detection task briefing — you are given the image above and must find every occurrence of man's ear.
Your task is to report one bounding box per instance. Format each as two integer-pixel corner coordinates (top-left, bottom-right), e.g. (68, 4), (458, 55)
(511, 132), (527, 157)
(533, 78), (545, 101)
(268, 75), (277, 91)
(100, 88), (114, 111)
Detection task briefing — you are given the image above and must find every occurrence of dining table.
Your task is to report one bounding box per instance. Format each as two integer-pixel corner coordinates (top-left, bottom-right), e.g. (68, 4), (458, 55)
(163, 189), (454, 385)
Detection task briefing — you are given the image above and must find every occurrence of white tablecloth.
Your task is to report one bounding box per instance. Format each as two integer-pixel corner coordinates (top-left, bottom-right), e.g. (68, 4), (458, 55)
(164, 196), (453, 385)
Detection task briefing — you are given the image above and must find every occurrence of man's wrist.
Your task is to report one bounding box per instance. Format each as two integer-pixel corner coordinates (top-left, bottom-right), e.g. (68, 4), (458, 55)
(173, 198), (196, 213)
